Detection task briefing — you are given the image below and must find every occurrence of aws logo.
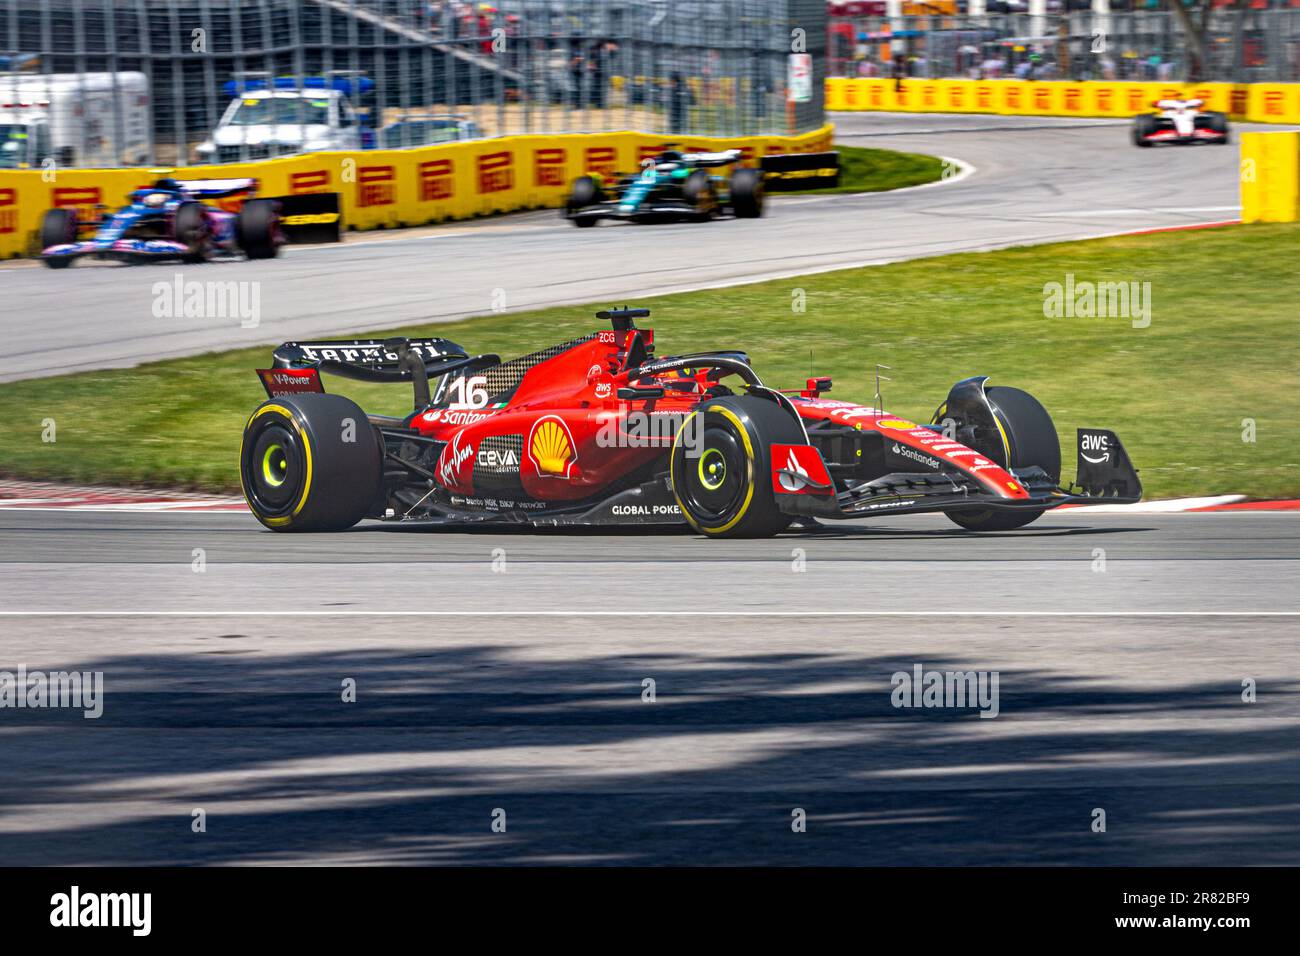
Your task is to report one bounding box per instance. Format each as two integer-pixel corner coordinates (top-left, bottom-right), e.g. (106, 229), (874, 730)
(528, 415), (577, 479)
(1080, 432), (1111, 465)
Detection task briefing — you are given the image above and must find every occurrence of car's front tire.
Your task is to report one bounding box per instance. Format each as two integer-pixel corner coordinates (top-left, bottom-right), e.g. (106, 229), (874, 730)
(683, 170), (718, 222)
(40, 208), (77, 267)
(946, 385), (1059, 533)
(240, 394), (382, 532)
(670, 395), (803, 538)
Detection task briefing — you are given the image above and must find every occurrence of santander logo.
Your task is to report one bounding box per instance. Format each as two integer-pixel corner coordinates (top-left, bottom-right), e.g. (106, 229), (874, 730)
(779, 449), (810, 492)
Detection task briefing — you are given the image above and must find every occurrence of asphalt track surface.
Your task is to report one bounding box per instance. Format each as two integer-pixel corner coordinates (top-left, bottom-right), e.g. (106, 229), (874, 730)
(3, 113), (1297, 866)
(0, 112), (1252, 382)
(2, 509), (1298, 865)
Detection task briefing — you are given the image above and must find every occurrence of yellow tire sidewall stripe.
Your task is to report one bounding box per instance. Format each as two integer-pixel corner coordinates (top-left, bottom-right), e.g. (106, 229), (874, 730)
(241, 403), (315, 527)
(670, 405), (756, 536)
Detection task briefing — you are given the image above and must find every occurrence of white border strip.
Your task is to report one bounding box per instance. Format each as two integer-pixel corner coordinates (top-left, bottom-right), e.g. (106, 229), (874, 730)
(1, 610), (1297, 617)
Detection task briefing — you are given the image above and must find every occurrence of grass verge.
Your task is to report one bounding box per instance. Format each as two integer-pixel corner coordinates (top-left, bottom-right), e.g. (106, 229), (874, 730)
(808, 143), (947, 194)
(0, 222), (1296, 499)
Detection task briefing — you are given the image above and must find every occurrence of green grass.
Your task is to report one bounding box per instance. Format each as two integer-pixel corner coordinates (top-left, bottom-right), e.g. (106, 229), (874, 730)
(808, 143), (947, 194)
(1, 222), (1297, 499)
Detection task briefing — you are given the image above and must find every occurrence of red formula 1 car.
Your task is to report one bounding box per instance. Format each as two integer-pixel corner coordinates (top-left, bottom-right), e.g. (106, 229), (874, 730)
(1133, 98), (1230, 147)
(239, 308), (1141, 536)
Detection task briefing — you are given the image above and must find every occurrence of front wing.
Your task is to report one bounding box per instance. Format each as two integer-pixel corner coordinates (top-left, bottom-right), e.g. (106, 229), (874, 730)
(568, 198), (704, 224)
(42, 238), (194, 264)
(772, 428), (1142, 519)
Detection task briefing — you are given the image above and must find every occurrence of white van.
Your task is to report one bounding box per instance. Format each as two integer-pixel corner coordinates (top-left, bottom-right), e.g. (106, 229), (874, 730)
(196, 75), (374, 163)
(0, 72), (150, 168)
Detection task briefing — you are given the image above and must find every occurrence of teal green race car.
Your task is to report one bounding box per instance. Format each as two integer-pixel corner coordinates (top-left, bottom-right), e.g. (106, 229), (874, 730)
(564, 148), (764, 226)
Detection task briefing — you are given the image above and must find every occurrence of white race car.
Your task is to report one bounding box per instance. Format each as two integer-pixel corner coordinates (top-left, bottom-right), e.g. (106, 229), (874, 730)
(1133, 98), (1229, 147)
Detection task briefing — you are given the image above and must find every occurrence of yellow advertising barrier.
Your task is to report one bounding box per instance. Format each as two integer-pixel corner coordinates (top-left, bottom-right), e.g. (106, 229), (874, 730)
(1240, 131), (1300, 223)
(825, 78), (1300, 124)
(0, 125), (834, 260)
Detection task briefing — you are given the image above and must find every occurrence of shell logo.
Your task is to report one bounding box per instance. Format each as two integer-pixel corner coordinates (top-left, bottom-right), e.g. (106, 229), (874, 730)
(877, 419), (917, 431)
(528, 415), (577, 478)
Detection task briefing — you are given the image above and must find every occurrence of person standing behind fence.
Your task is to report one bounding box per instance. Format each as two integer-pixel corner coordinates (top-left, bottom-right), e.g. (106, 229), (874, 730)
(590, 40), (617, 110)
(569, 34), (585, 109)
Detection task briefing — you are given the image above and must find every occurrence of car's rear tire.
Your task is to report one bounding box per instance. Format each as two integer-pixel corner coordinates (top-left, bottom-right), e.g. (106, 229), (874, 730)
(174, 201), (209, 263)
(670, 395), (803, 538)
(683, 169), (717, 222)
(237, 199), (280, 259)
(566, 175), (602, 226)
(729, 167), (765, 218)
(240, 394), (382, 532)
(947, 385), (1058, 533)
(1133, 113), (1156, 147)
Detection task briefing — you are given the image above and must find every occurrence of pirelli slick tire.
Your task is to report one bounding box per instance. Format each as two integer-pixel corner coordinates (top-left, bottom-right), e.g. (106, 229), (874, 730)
(947, 385), (1058, 532)
(728, 167), (765, 218)
(174, 201), (210, 263)
(1206, 111), (1230, 142)
(40, 208), (77, 266)
(670, 395), (804, 538)
(237, 198), (280, 259)
(566, 175), (602, 226)
(1133, 113), (1156, 147)
(240, 394), (382, 532)
(683, 170), (718, 222)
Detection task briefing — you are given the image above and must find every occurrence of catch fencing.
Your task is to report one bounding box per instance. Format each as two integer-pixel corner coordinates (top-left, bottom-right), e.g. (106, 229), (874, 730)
(828, 9), (1300, 84)
(0, 0), (826, 169)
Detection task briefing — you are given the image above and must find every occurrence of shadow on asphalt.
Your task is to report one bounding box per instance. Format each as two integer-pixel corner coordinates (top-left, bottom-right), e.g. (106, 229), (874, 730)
(2, 639), (1295, 866)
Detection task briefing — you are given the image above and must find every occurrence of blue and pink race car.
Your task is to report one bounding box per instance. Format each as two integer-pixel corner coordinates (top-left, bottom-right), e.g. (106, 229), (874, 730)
(39, 177), (283, 268)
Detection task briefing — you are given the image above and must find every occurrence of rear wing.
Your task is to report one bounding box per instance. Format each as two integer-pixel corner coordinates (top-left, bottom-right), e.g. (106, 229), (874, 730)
(681, 149), (742, 168)
(175, 178), (259, 199)
(263, 336), (497, 410)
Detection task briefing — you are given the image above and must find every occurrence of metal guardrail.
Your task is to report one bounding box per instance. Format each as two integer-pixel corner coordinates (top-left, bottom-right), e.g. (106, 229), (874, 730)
(0, 0), (826, 169)
(829, 9), (1300, 83)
